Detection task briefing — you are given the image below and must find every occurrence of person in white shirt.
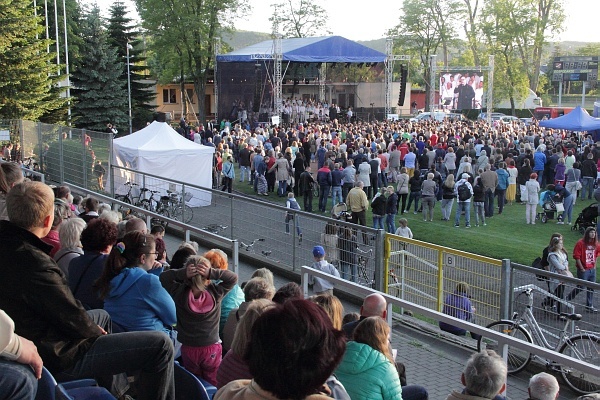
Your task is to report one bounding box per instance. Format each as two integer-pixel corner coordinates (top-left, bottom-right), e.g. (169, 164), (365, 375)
(395, 218), (413, 239)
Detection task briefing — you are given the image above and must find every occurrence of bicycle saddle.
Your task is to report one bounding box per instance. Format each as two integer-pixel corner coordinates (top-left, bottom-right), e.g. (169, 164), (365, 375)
(559, 313), (582, 321)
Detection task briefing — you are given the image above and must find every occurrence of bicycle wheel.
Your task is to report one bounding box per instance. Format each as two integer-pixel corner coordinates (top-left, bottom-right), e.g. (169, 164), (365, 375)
(138, 199), (152, 211)
(171, 205), (193, 224)
(559, 335), (600, 394)
(477, 321), (533, 374)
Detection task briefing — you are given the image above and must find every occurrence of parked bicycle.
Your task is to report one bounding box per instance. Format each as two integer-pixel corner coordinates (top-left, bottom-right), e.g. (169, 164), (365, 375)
(477, 286), (600, 394)
(356, 246), (374, 288)
(162, 190), (193, 224)
(240, 238), (265, 253)
(114, 182), (139, 217)
(202, 224), (228, 234)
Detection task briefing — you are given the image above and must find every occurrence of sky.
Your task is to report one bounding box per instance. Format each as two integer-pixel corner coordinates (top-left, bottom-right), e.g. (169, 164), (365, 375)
(91, 0), (600, 44)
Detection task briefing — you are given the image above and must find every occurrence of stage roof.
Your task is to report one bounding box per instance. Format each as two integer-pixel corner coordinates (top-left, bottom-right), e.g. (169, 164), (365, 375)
(216, 35), (387, 63)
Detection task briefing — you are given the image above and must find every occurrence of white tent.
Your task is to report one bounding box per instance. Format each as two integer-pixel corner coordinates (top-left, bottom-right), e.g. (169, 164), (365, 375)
(112, 121), (214, 207)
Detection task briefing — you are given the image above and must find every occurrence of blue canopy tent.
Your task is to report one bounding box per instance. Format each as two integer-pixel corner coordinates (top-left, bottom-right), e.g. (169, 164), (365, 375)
(538, 106), (600, 131)
(215, 36), (387, 122)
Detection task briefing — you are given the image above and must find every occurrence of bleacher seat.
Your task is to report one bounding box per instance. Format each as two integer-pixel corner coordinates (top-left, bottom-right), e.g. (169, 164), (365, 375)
(174, 361), (213, 400)
(35, 367), (115, 400)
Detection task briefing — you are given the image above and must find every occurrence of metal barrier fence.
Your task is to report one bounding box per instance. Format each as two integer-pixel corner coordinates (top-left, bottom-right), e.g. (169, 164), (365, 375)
(384, 234), (503, 327)
(109, 165), (385, 291)
(0, 120), (112, 192)
(301, 265), (600, 392)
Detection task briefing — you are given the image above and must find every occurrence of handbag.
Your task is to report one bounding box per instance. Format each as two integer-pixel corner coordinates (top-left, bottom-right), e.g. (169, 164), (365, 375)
(575, 181), (583, 190)
(555, 203), (565, 213)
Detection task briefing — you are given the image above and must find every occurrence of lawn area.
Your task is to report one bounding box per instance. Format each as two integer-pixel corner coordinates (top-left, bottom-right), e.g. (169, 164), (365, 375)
(229, 164), (594, 275)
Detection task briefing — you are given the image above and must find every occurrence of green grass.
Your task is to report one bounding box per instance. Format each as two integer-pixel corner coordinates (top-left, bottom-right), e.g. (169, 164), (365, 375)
(229, 164), (592, 276)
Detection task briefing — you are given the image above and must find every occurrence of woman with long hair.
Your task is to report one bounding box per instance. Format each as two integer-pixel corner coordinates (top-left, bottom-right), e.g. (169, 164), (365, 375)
(96, 231), (176, 334)
(335, 317), (402, 400)
(544, 235), (571, 313)
(440, 173), (455, 221)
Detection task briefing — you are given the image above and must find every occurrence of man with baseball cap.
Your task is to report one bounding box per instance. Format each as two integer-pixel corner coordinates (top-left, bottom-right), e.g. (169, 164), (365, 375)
(308, 245), (340, 295)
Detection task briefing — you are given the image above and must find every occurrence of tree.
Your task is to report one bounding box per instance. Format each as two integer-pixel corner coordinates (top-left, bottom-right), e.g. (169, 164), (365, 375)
(269, 0), (331, 38)
(480, 0), (530, 113)
(70, 6), (128, 131)
(389, 0), (460, 111)
(0, 0), (65, 120)
(135, 0), (247, 125)
(107, 1), (156, 131)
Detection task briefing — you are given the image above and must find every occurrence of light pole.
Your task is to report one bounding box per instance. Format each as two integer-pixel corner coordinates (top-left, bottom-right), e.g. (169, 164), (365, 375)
(126, 43), (133, 135)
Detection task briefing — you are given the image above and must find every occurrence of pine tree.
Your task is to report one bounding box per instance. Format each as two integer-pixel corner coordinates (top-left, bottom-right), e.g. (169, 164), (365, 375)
(108, 1), (155, 132)
(71, 6), (128, 131)
(0, 0), (66, 120)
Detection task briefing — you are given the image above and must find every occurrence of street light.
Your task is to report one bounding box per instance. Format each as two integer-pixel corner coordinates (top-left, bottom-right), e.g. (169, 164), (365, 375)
(126, 43), (133, 135)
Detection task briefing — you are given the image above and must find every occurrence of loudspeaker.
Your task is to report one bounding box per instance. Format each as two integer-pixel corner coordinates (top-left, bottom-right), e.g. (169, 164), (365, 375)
(398, 65), (408, 107)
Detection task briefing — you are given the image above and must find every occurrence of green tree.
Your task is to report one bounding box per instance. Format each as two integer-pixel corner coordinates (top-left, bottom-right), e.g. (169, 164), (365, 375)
(107, 1), (156, 132)
(269, 0), (331, 38)
(0, 0), (65, 120)
(389, 0), (460, 111)
(71, 6), (128, 131)
(480, 0), (530, 113)
(135, 0), (247, 124)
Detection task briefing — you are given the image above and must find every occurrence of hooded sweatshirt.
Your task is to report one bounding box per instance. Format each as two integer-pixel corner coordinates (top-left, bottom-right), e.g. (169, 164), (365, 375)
(104, 267), (176, 333)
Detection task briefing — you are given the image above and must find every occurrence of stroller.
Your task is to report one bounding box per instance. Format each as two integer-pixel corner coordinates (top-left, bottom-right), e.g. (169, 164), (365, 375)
(331, 202), (352, 222)
(536, 190), (563, 223)
(572, 202), (598, 234)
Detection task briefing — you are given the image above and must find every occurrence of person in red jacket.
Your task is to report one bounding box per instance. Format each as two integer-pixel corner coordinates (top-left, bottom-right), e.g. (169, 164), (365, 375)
(567, 227), (600, 312)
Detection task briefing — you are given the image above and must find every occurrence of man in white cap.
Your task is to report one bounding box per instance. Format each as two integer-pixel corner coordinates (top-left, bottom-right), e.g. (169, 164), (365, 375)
(454, 173), (474, 228)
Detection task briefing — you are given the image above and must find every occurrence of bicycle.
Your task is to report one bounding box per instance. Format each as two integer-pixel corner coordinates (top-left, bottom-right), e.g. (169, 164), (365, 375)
(240, 238), (265, 253)
(356, 246), (374, 288)
(202, 224), (228, 234)
(114, 182), (139, 217)
(477, 286), (600, 394)
(163, 190), (193, 224)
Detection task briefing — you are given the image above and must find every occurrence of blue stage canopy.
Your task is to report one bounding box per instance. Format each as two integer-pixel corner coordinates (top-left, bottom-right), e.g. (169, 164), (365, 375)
(216, 36), (387, 63)
(539, 106), (600, 132)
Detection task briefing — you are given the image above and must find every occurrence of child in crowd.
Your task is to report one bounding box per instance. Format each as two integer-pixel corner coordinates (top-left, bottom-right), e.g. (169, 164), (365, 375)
(160, 255), (237, 385)
(285, 192), (302, 241)
(395, 218), (413, 239)
(308, 245), (340, 295)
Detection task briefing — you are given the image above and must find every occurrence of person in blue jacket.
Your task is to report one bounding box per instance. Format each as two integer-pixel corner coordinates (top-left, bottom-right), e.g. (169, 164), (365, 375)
(495, 162), (509, 215)
(96, 231), (176, 336)
(336, 316), (403, 400)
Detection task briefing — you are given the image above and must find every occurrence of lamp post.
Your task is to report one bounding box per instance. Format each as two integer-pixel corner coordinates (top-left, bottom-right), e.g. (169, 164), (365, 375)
(126, 43), (133, 135)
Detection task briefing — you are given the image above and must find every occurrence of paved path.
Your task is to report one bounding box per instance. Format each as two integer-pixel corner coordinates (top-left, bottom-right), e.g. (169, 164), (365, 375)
(161, 232), (580, 400)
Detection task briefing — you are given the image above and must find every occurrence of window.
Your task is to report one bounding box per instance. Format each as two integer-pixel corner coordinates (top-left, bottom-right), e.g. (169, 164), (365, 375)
(163, 88), (177, 104)
(186, 88), (195, 104)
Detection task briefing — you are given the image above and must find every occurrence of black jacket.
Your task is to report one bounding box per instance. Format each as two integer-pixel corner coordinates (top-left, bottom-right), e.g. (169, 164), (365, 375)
(0, 221), (101, 372)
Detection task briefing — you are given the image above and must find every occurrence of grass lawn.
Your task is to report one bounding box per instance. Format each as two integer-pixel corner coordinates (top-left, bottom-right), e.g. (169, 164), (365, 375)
(229, 164), (595, 277)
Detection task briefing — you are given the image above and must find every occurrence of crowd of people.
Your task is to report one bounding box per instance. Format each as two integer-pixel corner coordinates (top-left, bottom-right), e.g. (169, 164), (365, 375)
(175, 108), (600, 237)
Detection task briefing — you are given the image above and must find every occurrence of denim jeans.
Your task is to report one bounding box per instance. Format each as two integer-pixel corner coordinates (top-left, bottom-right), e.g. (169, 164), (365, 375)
(441, 198), (454, 220)
(240, 165), (250, 182)
(331, 186), (343, 207)
(319, 185), (330, 211)
(340, 262), (357, 282)
(0, 359), (38, 400)
(386, 213), (396, 233)
(566, 268), (596, 307)
(372, 215), (384, 230)
(454, 201), (471, 226)
(484, 189), (495, 217)
(561, 194), (574, 223)
(277, 180), (288, 196)
(581, 177), (595, 200)
(406, 191), (420, 212)
(61, 310), (175, 400)
(474, 202), (485, 225)
(285, 215), (301, 235)
(496, 189), (506, 214)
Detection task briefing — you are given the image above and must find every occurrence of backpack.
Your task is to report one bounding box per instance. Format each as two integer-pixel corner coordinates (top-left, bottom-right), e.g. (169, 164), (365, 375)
(532, 256), (548, 281)
(457, 182), (471, 201)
